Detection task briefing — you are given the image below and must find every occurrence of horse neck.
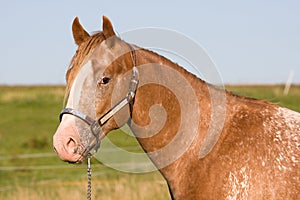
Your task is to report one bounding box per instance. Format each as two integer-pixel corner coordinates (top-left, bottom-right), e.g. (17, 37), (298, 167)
(129, 48), (213, 174)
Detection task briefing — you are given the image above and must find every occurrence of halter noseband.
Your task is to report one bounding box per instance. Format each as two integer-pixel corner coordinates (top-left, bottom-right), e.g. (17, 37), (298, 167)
(59, 44), (139, 156)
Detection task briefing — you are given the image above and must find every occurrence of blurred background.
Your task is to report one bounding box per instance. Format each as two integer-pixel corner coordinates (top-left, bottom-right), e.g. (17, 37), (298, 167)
(1, 0), (299, 85)
(0, 1), (299, 199)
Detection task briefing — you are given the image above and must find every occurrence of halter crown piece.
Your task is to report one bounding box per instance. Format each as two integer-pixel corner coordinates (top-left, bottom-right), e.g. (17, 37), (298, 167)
(59, 44), (139, 157)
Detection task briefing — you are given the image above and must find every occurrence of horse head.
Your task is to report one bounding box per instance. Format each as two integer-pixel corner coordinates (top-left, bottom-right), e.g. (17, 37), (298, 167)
(53, 16), (138, 163)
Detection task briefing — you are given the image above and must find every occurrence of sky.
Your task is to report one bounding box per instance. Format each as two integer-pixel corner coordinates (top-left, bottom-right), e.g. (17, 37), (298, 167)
(1, 0), (299, 85)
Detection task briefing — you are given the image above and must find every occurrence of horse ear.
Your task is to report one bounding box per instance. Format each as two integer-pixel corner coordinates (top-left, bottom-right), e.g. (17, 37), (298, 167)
(102, 16), (115, 38)
(72, 17), (90, 46)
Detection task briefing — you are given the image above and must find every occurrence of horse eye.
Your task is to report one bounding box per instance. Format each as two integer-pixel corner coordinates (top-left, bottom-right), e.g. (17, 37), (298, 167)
(98, 77), (110, 86)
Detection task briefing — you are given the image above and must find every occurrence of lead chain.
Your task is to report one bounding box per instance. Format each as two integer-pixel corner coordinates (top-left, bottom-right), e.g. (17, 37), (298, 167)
(87, 155), (92, 200)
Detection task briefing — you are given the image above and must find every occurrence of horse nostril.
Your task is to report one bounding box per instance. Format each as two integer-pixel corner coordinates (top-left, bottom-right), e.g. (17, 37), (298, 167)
(66, 137), (77, 153)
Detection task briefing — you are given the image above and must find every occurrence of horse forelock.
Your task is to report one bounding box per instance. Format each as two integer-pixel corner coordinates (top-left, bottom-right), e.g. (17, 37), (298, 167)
(64, 31), (106, 105)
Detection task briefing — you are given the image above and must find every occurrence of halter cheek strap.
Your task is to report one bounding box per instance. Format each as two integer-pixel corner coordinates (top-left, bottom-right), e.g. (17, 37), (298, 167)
(96, 66), (139, 126)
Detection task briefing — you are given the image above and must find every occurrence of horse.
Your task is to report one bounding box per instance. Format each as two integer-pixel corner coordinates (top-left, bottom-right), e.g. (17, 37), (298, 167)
(53, 16), (300, 199)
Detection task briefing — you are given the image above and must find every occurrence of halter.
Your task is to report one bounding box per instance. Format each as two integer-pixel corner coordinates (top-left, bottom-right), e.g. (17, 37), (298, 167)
(59, 44), (139, 157)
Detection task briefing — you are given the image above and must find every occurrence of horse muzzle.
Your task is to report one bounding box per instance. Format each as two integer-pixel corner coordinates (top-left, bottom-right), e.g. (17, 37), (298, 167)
(53, 111), (101, 163)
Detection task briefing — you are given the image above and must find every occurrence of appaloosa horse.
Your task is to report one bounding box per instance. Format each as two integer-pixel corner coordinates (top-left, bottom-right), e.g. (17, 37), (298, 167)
(53, 16), (300, 199)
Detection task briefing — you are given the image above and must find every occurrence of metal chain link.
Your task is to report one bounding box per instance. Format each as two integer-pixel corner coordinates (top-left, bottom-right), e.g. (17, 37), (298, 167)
(87, 155), (92, 200)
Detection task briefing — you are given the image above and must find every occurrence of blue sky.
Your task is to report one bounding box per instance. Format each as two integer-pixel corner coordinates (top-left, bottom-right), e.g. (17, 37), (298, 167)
(1, 0), (299, 84)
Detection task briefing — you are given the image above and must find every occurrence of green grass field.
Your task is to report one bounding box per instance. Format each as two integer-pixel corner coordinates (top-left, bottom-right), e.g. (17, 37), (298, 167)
(0, 85), (299, 199)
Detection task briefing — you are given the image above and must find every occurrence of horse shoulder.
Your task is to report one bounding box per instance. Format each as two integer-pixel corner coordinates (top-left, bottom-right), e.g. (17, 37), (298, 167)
(169, 96), (299, 199)
(206, 97), (300, 199)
